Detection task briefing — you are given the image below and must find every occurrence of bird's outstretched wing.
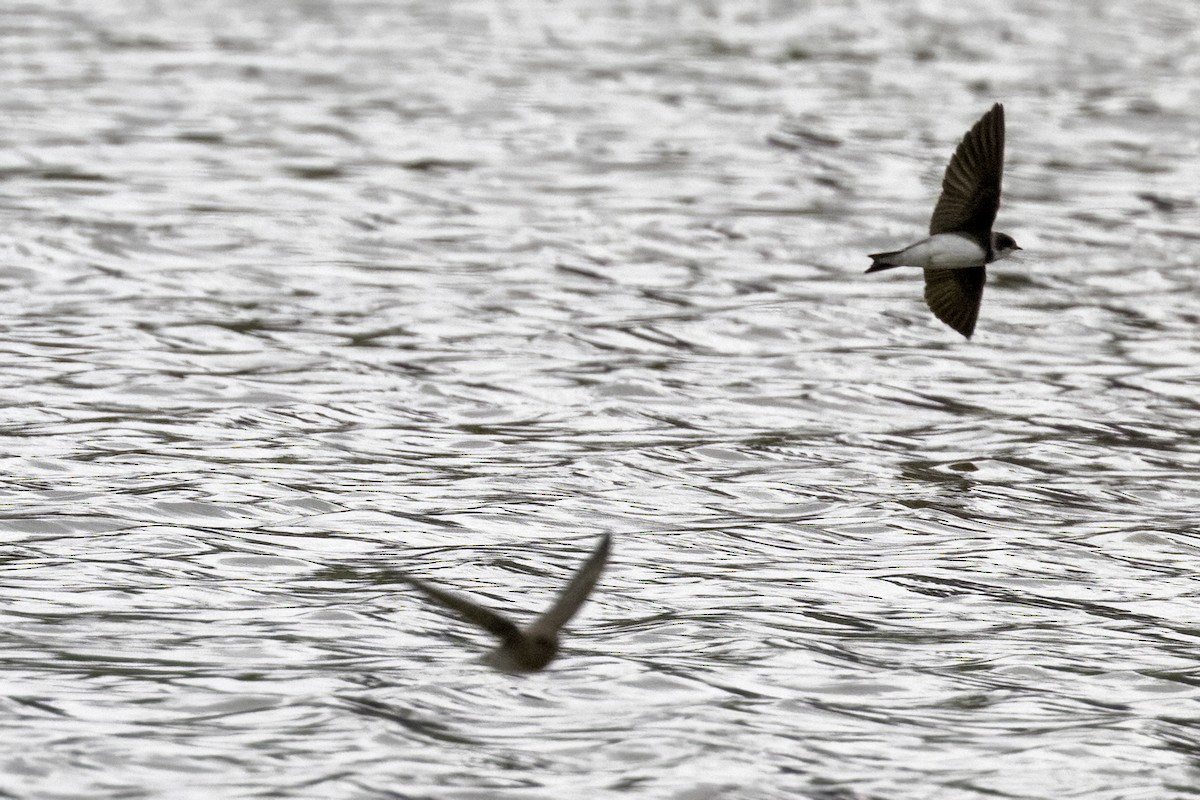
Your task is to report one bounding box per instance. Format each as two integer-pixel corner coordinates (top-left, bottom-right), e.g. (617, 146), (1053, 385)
(402, 575), (521, 642)
(531, 534), (611, 635)
(928, 103), (1005, 241)
(924, 267), (986, 338)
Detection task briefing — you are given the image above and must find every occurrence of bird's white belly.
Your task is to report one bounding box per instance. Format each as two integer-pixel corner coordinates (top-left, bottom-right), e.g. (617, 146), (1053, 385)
(900, 234), (987, 269)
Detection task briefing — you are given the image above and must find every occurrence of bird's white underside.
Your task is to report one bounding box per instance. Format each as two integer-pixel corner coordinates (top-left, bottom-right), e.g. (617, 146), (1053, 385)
(891, 233), (987, 269)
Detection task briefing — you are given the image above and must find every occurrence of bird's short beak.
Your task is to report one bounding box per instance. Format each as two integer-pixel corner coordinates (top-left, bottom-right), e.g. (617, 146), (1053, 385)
(1014, 245), (1023, 250)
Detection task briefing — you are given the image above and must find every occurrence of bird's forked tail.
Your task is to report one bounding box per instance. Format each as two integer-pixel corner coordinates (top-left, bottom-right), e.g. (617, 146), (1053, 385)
(865, 250), (905, 273)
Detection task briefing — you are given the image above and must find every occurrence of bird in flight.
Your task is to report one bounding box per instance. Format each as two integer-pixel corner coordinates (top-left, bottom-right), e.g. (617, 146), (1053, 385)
(866, 103), (1020, 338)
(400, 534), (610, 672)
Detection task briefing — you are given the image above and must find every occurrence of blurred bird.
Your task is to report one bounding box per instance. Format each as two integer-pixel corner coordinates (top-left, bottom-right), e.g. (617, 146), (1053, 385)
(867, 103), (1021, 338)
(400, 533), (610, 672)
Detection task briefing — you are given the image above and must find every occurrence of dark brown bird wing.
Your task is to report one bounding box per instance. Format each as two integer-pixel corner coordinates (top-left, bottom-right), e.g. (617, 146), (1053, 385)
(924, 267), (986, 338)
(531, 534), (611, 635)
(402, 575), (521, 643)
(928, 103), (1005, 241)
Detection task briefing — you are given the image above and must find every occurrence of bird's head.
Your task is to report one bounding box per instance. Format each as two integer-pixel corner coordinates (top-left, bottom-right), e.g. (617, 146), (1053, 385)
(992, 232), (1022, 260)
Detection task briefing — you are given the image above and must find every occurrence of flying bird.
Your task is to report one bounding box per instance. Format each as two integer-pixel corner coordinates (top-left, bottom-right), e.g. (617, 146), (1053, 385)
(866, 103), (1021, 338)
(400, 534), (610, 672)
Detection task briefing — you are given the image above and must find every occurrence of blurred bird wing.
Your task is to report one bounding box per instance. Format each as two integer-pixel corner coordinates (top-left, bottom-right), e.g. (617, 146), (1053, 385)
(402, 575), (521, 642)
(531, 533), (611, 634)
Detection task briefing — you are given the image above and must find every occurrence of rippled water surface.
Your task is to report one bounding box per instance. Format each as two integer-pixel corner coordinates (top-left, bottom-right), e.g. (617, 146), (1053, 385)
(2, 1), (1199, 797)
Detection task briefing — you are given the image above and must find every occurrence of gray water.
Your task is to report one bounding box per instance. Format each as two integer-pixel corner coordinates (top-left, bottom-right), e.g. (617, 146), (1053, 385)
(2, 1), (1199, 798)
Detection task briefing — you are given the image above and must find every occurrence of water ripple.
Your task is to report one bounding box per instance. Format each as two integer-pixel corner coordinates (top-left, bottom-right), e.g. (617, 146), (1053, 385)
(2, 0), (1199, 798)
